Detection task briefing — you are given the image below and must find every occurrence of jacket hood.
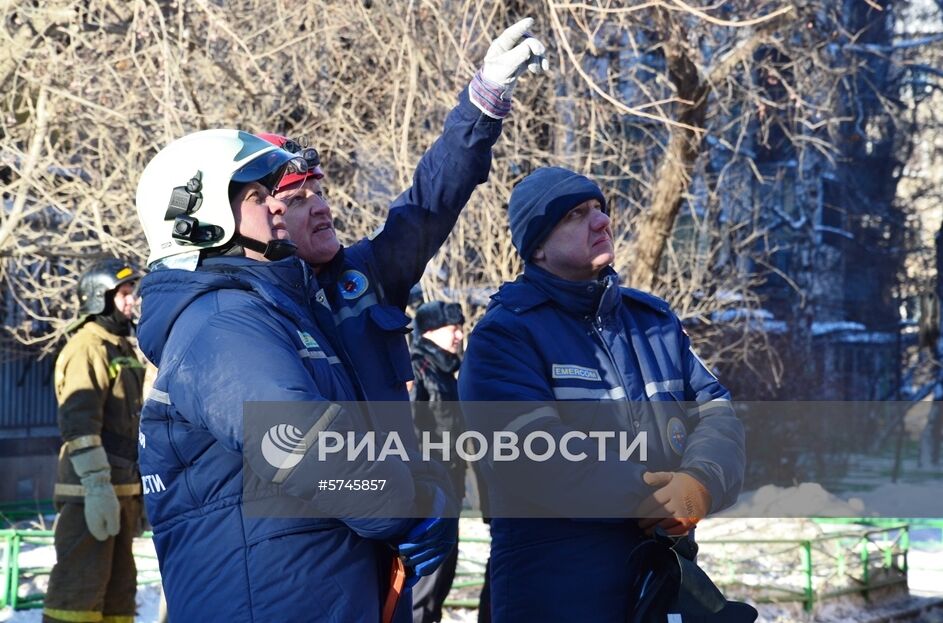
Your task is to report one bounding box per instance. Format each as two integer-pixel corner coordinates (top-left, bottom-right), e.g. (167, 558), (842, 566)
(137, 256), (314, 366)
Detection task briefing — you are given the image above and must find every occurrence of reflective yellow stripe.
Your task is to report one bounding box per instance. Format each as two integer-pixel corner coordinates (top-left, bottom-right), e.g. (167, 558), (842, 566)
(43, 607), (103, 622)
(102, 616), (135, 623)
(54, 483), (142, 497)
(65, 434), (103, 453)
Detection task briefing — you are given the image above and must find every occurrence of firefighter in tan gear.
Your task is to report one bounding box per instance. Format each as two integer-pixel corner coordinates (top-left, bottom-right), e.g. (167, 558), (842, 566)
(44, 258), (145, 623)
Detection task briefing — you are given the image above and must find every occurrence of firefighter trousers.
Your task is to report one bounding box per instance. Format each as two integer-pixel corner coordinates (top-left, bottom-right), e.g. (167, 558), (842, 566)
(43, 496), (141, 623)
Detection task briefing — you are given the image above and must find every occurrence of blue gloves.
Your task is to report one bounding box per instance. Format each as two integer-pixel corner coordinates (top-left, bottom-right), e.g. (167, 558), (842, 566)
(397, 487), (458, 587)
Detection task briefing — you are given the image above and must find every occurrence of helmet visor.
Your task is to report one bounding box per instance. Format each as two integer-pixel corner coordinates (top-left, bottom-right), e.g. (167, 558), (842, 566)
(231, 148), (307, 191)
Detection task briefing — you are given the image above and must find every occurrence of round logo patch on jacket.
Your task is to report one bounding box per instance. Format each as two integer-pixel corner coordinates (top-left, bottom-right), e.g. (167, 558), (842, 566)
(667, 417), (687, 456)
(338, 270), (369, 300)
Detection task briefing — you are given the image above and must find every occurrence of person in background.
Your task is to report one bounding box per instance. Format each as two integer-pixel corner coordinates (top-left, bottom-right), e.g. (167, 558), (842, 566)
(410, 301), (466, 623)
(44, 258), (145, 623)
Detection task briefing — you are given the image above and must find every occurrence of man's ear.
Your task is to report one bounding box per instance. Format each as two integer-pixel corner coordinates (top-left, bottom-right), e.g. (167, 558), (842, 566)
(532, 247), (546, 262)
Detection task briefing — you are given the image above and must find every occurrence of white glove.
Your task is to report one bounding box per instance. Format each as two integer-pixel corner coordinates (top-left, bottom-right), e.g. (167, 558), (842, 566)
(81, 472), (122, 541)
(470, 17), (549, 118)
(71, 446), (121, 541)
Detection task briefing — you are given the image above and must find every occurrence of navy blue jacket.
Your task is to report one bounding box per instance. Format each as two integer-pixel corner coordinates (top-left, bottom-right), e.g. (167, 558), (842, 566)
(137, 257), (421, 622)
(308, 87), (500, 483)
(137, 88), (501, 622)
(458, 265), (745, 622)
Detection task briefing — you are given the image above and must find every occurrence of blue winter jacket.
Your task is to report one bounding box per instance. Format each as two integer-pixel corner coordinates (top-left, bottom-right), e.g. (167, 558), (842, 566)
(137, 257), (423, 622)
(458, 264), (745, 622)
(308, 87), (501, 481)
(136, 88), (501, 622)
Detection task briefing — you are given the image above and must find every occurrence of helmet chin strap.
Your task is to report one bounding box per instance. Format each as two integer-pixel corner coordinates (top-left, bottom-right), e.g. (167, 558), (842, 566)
(233, 234), (298, 261)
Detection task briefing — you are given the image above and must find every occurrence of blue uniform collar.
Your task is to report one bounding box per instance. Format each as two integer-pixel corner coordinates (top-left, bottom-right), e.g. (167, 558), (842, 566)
(308, 245), (347, 286)
(196, 256), (326, 340)
(514, 263), (621, 317)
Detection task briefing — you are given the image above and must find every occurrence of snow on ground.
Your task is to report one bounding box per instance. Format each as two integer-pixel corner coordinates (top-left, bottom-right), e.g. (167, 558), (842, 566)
(1, 528), (161, 623)
(3, 502), (941, 623)
(720, 479), (943, 519)
(719, 482), (868, 517)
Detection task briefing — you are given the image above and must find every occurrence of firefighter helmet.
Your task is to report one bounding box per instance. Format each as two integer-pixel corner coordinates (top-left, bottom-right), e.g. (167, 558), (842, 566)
(77, 258), (142, 316)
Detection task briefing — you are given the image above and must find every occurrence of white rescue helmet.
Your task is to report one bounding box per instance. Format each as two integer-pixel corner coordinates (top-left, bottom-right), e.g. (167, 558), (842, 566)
(135, 129), (305, 267)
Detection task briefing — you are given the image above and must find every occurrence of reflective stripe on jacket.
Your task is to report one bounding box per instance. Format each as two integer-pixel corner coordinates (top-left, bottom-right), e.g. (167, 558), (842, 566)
(53, 321), (143, 502)
(137, 257), (418, 622)
(458, 264), (745, 622)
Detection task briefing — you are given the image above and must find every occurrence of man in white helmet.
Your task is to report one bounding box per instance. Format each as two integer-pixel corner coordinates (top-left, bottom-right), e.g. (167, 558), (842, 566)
(134, 131), (453, 622)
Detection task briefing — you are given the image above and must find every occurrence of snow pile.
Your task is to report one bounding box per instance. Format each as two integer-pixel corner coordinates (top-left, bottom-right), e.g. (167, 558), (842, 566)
(719, 482), (867, 518)
(714, 480), (943, 518)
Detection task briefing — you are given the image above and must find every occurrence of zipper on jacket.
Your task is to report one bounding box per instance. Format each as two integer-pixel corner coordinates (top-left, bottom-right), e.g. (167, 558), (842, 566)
(588, 315), (641, 433)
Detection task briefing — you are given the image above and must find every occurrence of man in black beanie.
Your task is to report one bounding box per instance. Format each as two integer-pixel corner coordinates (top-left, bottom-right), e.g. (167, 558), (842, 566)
(458, 166), (746, 622)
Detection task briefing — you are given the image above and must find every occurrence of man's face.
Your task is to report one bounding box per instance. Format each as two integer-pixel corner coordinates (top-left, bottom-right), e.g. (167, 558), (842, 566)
(424, 323), (464, 355)
(277, 177), (340, 271)
(112, 282), (137, 320)
(231, 181), (290, 261)
(532, 199), (613, 281)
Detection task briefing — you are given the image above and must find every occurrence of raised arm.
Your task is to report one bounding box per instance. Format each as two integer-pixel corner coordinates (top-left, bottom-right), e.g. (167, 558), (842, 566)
(369, 19), (548, 306)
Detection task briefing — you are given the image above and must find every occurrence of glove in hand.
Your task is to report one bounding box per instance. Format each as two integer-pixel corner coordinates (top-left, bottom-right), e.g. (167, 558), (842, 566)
(480, 17), (549, 97)
(81, 471), (122, 541)
(397, 487), (458, 584)
(469, 16), (549, 117)
(636, 471), (711, 537)
(71, 446), (121, 542)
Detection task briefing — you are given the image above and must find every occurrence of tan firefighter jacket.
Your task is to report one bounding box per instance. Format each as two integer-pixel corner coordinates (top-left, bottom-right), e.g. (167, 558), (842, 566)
(53, 321), (145, 503)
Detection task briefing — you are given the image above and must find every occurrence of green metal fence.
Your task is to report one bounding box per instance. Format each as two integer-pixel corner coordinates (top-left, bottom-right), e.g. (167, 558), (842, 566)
(1, 529), (160, 611)
(443, 522), (919, 613)
(444, 535), (489, 609)
(698, 523), (911, 612)
(1, 519), (931, 613)
(0, 499), (55, 528)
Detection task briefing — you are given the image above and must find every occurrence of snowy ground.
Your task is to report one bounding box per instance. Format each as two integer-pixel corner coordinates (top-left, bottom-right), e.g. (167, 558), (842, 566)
(0, 530), (162, 623)
(3, 488), (942, 623)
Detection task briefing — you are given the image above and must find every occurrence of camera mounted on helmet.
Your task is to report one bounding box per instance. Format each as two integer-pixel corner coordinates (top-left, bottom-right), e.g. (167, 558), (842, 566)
(164, 171), (225, 246)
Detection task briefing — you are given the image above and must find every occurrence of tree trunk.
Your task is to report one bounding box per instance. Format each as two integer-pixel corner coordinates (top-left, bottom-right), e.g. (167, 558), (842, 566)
(629, 32), (708, 291)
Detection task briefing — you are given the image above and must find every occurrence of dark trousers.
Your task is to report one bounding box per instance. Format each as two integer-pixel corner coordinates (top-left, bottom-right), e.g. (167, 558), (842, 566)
(412, 541), (459, 623)
(478, 556), (491, 623)
(43, 497), (141, 622)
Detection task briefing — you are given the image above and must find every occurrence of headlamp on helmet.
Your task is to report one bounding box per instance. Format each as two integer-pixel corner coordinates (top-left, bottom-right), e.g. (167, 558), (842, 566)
(256, 133), (324, 190)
